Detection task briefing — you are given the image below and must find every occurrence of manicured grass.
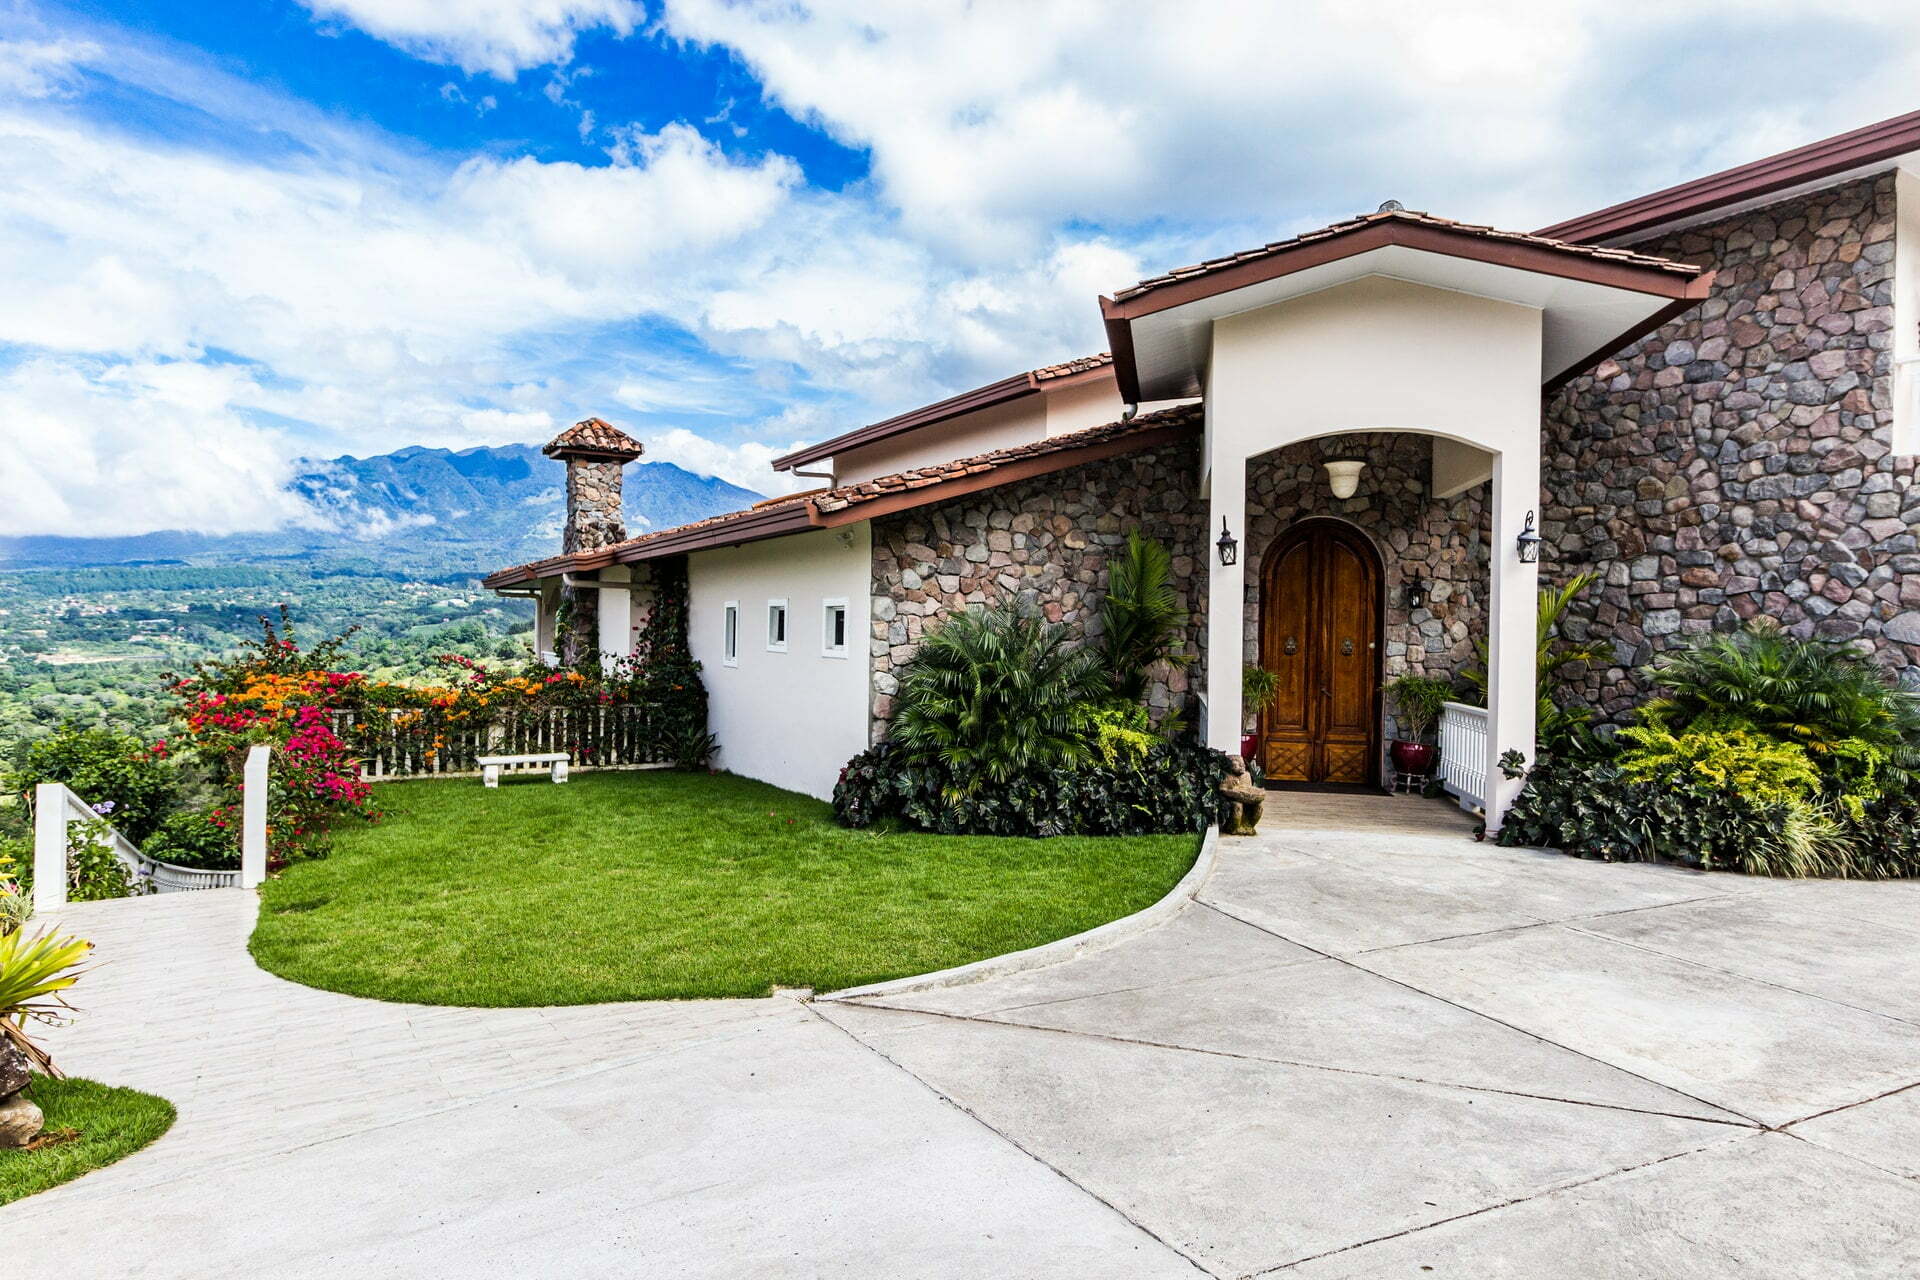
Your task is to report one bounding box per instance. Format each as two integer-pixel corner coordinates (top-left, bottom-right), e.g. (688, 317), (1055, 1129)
(250, 770), (1199, 1005)
(0, 1077), (175, 1205)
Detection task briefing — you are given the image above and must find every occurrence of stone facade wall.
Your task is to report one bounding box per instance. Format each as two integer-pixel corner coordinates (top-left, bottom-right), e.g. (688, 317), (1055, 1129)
(1244, 434), (1489, 743)
(867, 440), (1208, 741)
(1543, 174), (1920, 718)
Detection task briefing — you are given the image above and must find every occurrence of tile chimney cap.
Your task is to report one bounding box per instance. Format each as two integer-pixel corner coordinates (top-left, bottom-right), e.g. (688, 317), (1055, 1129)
(543, 417), (643, 462)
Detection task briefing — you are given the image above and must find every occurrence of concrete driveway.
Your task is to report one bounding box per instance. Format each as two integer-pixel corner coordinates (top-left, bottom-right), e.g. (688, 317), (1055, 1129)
(11, 795), (1920, 1277)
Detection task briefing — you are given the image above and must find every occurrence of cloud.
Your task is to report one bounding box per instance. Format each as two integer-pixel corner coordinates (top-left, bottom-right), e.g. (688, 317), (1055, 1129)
(643, 426), (809, 496)
(659, 0), (1920, 255)
(297, 0), (641, 78)
(0, 35), (99, 98)
(0, 356), (328, 537)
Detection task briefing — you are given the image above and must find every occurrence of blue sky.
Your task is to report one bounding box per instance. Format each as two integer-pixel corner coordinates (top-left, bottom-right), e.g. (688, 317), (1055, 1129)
(6, 0), (1920, 538)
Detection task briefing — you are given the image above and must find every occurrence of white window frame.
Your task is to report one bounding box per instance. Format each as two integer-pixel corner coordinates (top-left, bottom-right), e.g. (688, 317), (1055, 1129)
(721, 601), (739, 667)
(766, 598), (788, 652)
(821, 597), (850, 659)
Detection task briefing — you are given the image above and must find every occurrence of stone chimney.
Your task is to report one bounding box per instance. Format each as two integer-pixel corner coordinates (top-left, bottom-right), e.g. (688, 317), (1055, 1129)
(544, 418), (643, 663)
(543, 417), (645, 553)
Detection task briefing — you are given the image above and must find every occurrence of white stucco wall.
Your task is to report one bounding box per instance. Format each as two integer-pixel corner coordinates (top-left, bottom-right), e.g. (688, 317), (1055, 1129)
(832, 398), (1047, 484)
(689, 524), (874, 800)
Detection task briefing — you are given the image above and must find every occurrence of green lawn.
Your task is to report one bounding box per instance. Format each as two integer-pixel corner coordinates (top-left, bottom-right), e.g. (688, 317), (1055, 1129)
(250, 770), (1199, 1006)
(0, 1077), (175, 1205)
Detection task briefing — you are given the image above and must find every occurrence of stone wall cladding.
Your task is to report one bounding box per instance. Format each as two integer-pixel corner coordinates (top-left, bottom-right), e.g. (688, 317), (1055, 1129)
(1543, 174), (1920, 716)
(562, 458), (628, 553)
(1244, 434), (1489, 742)
(867, 440), (1208, 742)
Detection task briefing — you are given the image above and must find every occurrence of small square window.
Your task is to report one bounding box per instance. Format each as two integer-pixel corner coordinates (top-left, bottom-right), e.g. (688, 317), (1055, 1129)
(822, 598), (849, 658)
(767, 599), (788, 652)
(722, 602), (738, 666)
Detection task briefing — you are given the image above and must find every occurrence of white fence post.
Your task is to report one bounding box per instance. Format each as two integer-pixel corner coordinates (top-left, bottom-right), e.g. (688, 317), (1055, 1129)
(241, 743), (270, 890)
(33, 782), (69, 913)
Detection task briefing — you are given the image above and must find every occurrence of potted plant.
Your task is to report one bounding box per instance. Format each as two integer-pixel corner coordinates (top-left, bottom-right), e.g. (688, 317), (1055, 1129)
(1386, 674), (1453, 775)
(1242, 666), (1281, 763)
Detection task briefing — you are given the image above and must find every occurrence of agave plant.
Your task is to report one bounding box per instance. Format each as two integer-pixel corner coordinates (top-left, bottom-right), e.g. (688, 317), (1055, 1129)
(892, 602), (1107, 784)
(1097, 532), (1192, 703)
(0, 927), (92, 1076)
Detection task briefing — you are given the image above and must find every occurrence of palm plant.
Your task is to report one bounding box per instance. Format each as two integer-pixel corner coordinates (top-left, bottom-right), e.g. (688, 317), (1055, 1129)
(1097, 532), (1192, 703)
(1462, 571), (1609, 745)
(1388, 674), (1454, 743)
(1, 927), (92, 1076)
(892, 603), (1107, 783)
(1642, 623), (1920, 794)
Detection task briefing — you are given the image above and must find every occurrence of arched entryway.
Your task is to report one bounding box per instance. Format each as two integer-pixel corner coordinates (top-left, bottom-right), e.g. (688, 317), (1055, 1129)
(1258, 519), (1383, 786)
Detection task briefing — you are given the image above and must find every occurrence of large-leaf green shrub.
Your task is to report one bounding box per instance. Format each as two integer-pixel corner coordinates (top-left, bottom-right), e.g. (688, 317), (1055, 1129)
(834, 737), (1229, 837)
(11, 725), (178, 843)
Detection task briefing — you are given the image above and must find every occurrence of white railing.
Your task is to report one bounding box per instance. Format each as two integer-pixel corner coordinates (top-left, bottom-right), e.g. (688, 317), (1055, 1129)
(1438, 701), (1488, 814)
(327, 705), (666, 780)
(31, 743), (269, 912)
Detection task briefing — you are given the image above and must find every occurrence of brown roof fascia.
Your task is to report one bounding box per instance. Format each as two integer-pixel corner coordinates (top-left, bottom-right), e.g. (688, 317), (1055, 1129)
(1541, 276), (1717, 395)
(1538, 108), (1920, 245)
(812, 420), (1198, 527)
(770, 371), (1037, 472)
(1101, 302), (1145, 404)
(1104, 219), (1704, 322)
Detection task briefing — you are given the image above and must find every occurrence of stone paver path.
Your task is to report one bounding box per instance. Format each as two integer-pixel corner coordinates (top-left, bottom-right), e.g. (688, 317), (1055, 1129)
(12, 793), (1920, 1277)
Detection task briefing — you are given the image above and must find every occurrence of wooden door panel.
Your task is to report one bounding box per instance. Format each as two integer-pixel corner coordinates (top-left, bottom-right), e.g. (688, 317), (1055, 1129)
(1260, 522), (1381, 786)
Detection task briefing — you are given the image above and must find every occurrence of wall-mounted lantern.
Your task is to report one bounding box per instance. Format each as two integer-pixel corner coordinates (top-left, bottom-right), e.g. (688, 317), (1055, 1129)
(1216, 518), (1239, 566)
(1405, 578), (1428, 610)
(1322, 441), (1368, 500)
(1516, 510), (1542, 563)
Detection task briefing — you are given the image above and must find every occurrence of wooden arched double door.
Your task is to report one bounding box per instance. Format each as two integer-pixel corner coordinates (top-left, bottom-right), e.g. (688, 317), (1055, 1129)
(1258, 521), (1382, 786)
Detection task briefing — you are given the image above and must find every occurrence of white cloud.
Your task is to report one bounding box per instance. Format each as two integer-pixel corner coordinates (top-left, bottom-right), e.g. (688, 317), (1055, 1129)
(298, 0), (640, 78)
(660, 0), (1920, 255)
(0, 36), (99, 98)
(643, 426), (808, 495)
(0, 357), (328, 536)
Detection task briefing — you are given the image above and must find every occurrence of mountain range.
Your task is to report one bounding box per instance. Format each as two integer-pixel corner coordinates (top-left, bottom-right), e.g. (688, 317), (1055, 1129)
(0, 444), (765, 578)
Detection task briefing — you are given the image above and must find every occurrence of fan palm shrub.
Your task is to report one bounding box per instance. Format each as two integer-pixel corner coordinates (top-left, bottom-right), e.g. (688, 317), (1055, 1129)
(891, 603), (1107, 784)
(1641, 623), (1920, 800)
(1097, 532), (1191, 703)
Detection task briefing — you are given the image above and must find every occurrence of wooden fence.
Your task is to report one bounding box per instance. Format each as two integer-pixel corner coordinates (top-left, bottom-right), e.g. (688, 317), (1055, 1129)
(326, 706), (669, 781)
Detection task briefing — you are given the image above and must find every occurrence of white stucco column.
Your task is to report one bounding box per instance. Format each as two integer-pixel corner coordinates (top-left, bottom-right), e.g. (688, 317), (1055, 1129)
(1485, 447), (1540, 829)
(597, 565), (633, 672)
(1205, 459), (1248, 755)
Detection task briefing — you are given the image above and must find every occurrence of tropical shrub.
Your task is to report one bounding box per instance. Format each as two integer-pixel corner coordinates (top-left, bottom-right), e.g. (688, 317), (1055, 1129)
(834, 737), (1230, 837)
(1462, 572), (1609, 751)
(1387, 674), (1453, 743)
(10, 725), (178, 843)
(890, 604), (1107, 784)
(61, 813), (139, 902)
(1243, 665), (1281, 728)
(0, 842), (27, 936)
(0, 926), (92, 1075)
(1097, 532), (1191, 703)
(1641, 623), (1920, 800)
(140, 810), (238, 870)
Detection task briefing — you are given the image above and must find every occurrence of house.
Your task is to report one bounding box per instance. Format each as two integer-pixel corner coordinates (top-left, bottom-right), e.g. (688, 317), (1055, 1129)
(486, 109), (1920, 826)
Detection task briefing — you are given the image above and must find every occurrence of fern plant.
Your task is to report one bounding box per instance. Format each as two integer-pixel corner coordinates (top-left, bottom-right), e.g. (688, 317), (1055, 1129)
(1097, 532), (1192, 703)
(891, 603), (1107, 784)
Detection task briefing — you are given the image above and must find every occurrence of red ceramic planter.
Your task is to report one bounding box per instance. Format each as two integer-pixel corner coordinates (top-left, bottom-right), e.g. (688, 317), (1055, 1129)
(1390, 740), (1436, 774)
(1240, 734), (1260, 763)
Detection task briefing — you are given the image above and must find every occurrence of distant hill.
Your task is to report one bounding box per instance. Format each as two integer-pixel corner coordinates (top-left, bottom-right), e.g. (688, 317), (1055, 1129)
(0, 443), (764, 578)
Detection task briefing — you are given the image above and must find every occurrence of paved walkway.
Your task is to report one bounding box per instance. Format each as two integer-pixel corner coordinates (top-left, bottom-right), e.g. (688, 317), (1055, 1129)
(11, 795), (1920, 1276)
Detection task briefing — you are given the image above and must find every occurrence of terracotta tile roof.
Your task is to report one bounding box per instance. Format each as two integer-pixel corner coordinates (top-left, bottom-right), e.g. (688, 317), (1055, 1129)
(484, 402), (1200, 587)
(1110, 208), (1703, 304)
(811, 402), (1200, 514)
(772, 351), (1117, 472)
(542, 417), (643, 460)
(1030, 352), (1113, 381)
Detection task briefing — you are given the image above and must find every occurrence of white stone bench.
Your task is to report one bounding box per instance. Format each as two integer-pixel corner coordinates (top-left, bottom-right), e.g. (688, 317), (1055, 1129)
(476, 752), (570, 788)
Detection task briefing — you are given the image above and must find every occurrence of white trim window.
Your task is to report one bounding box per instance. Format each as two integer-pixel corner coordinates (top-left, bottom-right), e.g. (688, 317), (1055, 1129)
(722, 601), (739, 667)
(822, 597), (850, 658)
(767, 598), (789, 652)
